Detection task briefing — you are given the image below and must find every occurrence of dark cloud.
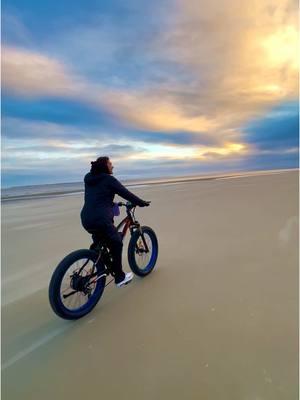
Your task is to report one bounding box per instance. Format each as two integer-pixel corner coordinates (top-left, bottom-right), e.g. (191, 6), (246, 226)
(3, 143), (142, 156)
(2, 112), (218, 146)
(243, 101), (299, 151)
(127, 131), (217, 146)
(2, 96), (111, 126)
(240, 151), (298, 171)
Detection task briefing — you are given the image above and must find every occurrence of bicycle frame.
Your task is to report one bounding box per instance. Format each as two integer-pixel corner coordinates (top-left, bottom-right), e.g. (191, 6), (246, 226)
(87, 204), (150, 285)
(116, 204), (149, 252)
(116, 215), (133, 238)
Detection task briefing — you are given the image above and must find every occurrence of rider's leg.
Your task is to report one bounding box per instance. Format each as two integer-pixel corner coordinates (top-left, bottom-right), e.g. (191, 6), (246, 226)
(90, 233), (105, 251)
(103, 225), (126, 284)
(106, 238), (125, 283)
(90, 224), (125, 283)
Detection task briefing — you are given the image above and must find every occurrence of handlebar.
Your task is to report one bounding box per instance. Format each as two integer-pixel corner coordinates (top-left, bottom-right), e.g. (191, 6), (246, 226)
(117, 201), (151, 208)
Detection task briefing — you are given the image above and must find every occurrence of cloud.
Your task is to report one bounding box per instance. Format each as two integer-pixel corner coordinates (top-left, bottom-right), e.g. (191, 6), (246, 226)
(243, 101), (299, 150)
(2, 117), (85, 139)
(1, 45), (219, 135)
(240, 151), (298, 171)
(1, 96), (110, 126)
(2, 118), (245, 165)
(2, 116), (249, 186)
(1, 46), (82, 98)
(2, 0), (298, 139)
(1, 114), (220, 147)
(1, 0), (298, 187)
(3, 140), (141, 157)
(2, 126), (145, 170)
(153, 0), (298, 121)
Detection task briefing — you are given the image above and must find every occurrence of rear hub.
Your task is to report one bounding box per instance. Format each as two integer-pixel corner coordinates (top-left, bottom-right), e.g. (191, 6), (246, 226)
(70, 273), (90, 292)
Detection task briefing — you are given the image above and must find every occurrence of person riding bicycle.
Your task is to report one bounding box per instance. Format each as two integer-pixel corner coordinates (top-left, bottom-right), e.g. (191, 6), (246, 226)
(80, 156), (150, 287)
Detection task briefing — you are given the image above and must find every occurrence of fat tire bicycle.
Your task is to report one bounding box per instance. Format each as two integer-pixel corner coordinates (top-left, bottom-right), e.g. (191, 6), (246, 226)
(49, 201), (158, 320)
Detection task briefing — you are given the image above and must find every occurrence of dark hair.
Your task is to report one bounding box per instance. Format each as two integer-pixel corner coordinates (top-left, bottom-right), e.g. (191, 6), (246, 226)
(90, 156), (110, 174)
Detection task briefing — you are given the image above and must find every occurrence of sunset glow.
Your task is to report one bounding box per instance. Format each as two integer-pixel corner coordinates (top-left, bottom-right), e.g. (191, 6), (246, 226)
(2, 0), (298, 186)
(262, 26), (299, 70)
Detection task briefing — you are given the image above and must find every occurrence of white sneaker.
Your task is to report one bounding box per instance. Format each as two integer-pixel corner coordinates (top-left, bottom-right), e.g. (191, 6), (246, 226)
(116, 272), (134, 288)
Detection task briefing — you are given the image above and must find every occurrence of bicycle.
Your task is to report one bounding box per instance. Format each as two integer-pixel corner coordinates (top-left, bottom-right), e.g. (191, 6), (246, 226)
(49, 201), (158, 320)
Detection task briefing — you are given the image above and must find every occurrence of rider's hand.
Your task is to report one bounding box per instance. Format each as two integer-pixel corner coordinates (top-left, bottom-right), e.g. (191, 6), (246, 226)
(140, 200), (151, 207)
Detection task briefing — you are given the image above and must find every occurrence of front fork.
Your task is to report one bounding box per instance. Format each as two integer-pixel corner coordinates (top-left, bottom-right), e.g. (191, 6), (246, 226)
(130, 223), (149, 253)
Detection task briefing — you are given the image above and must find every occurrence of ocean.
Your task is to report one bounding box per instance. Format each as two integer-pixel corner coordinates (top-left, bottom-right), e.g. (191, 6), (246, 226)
(1, 169), (294, 202)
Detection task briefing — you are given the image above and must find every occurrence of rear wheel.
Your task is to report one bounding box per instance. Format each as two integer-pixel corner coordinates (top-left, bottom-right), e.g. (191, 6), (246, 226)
(128, 226), (158, 276)
(49, 249), (106, 320)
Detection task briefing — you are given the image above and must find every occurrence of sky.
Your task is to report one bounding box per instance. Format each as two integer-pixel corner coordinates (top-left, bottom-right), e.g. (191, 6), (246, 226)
(1, 0), (299, 187)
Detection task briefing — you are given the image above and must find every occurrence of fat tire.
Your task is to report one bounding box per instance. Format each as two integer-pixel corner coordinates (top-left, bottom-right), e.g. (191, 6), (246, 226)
(49, 249), (106, 320)
(128, 226), (158, 277)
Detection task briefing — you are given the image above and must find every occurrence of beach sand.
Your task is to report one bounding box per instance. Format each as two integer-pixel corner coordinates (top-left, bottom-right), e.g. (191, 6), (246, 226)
(1, 170), (298, 399)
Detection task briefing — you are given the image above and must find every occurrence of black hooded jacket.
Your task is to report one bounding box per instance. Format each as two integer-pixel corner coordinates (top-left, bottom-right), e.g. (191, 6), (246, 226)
(80, 172), (146, 230)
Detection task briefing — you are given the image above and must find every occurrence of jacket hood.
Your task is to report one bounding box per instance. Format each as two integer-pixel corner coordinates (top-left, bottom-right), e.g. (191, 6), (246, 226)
(84, 172), (108, 186)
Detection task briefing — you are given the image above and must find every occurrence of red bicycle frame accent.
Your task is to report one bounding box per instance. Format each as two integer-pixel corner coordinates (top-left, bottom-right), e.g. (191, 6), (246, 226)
(116, 216), (133, 238)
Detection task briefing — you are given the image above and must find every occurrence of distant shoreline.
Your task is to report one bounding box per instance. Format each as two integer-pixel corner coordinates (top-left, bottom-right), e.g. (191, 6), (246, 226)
(1, 168), (298, 203)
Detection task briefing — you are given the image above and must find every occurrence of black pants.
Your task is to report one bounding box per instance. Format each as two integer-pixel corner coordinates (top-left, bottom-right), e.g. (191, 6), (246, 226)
(89, 223), (125, 284)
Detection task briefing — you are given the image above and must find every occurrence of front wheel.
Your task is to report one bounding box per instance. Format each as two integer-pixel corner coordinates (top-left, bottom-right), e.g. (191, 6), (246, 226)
(49, 249), (106, 320)
(128, 226), (158, 276)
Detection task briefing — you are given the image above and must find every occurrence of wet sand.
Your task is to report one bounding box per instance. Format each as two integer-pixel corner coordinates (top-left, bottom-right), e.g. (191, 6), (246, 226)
(1, 170), (299, 399)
